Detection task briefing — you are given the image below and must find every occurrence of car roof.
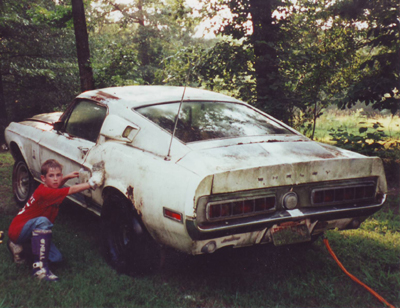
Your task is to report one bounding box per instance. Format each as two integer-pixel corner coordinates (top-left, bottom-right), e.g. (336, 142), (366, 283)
(77, 85), (244, 109)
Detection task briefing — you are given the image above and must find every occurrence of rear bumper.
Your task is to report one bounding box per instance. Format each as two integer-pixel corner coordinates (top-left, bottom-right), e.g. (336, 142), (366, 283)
(186, 195), (386, 241)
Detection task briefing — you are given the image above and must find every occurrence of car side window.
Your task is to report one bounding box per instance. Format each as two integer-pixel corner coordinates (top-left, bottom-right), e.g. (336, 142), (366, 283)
(64, 100), (107, 143)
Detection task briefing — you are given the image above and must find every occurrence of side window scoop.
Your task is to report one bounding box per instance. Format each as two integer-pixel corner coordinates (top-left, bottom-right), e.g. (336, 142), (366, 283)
(101, 115), (140, 143)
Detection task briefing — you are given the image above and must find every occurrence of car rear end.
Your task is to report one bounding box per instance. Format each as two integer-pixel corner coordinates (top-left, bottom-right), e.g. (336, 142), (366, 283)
(185, 155), (386, 254)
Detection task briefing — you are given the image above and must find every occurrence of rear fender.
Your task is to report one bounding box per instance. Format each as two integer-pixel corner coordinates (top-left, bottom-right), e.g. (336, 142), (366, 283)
(102, 183), (141, 215)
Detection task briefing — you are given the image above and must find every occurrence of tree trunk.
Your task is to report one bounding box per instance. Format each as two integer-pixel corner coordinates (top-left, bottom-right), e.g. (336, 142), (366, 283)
(249, 0), (289, 122)
(137, 0), (152, 83)
(0, 73), (8, 147)
(71, 0), (94, 92)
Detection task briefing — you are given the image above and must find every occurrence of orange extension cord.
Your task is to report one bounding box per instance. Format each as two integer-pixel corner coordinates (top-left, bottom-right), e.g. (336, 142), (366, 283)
(323, 238), (396, 308)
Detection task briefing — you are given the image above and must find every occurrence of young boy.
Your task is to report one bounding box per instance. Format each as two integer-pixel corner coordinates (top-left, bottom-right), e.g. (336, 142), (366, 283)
(7, 159), (104, 281)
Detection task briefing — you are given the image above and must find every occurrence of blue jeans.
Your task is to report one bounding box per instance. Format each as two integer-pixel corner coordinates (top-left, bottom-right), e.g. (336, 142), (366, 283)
(16, 217), (62, 263)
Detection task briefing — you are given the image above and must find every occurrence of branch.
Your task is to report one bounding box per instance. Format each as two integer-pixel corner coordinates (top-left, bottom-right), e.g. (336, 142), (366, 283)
(110, 3), (140, 23)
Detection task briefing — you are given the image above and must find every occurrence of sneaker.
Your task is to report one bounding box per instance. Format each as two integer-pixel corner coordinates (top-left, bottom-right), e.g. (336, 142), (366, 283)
(32, 262), (59, 282)
(7, 239), (25, 264)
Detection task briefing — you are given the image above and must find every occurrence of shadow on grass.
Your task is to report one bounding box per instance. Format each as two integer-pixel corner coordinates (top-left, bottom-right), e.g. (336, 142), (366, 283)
(11, 190), (397, 308)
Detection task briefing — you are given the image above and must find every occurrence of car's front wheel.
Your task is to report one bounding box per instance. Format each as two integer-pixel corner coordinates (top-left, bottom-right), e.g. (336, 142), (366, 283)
(101, 193), (160, 274)
(12, 159), (36, 206)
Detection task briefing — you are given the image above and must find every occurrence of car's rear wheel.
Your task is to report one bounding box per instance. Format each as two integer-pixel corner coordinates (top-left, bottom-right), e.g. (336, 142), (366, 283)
(12, 159), (36, 206)
(101, 193), (160, 274)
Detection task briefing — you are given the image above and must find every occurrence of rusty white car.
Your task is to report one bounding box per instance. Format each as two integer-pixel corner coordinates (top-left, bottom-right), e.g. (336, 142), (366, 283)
(5, 86), (387, 271)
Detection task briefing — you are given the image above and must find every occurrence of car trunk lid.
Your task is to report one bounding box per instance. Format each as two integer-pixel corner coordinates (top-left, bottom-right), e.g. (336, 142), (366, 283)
(177, 139), (387, 194)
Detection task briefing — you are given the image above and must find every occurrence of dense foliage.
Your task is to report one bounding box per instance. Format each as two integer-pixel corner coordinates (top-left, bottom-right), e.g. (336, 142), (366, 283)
(330, 122), (400, 158)
(0, 0), (79, 121)
(197, 0), (399, 133)
(0, 0), (399, 134)
(335, 0), (400, 114)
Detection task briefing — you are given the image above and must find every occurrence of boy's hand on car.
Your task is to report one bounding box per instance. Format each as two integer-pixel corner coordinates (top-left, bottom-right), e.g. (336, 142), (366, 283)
(88, 170), (104, 190)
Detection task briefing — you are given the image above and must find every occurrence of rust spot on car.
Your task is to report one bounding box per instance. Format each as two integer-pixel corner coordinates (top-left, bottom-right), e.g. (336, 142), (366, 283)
(318, 153), (337, 159)
(313, 172), (318, 175)
(90, 90), (120, 102)
(326, 170), (331, 174)
(134, 198), (144, 216)
(222, 235), (241, 243)
(126, 186), (134, 203)
(258, 178), (264, 181)
(288, 146), (337, 159)
(273, 176), (278, 180)
(319, 144), (345, 157)
(286, 174), (292, 178)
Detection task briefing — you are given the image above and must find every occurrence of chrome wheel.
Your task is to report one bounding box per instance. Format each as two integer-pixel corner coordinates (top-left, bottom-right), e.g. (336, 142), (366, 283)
(12, 160), (35, 206)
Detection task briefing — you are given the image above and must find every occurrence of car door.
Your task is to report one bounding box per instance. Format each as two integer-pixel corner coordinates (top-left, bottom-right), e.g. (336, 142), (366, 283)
(38, 99), (107, 201)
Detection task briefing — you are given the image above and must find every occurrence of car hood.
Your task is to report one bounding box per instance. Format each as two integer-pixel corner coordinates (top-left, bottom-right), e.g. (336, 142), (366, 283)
(176, 137), (387, 194)
(26, 112), (63, 125)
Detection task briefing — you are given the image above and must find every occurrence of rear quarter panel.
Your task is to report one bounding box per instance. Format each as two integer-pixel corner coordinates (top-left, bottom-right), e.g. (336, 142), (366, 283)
(90, 142), (202, 254)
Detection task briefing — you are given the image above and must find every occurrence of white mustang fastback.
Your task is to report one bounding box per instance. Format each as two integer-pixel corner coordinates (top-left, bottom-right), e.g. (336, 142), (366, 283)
(5, 86), (387, 272)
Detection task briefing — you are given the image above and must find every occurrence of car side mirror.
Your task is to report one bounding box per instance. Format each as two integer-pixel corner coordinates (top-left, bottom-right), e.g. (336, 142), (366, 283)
(53, 121), (64, 132)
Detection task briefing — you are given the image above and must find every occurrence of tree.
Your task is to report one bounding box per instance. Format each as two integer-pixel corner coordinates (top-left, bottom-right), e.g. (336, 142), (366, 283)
(198, 0), (399, 131)
(199, 0), (293, 122)
(71, 0), (94, 91)
(335, 0), (400, 114)
(0, 0), (7, 145)
(0, 0), (79, 121)
(89, 0), (200, 86)
(279, 0), (364, 137)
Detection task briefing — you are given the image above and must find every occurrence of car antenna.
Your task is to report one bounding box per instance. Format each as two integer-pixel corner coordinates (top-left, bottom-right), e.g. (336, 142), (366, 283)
(165, 62), (191, 161)
(165, 86), (187, 161)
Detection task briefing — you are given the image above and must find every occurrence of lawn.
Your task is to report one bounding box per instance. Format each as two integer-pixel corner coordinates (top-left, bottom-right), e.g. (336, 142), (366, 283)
(0, 149), (399, 308)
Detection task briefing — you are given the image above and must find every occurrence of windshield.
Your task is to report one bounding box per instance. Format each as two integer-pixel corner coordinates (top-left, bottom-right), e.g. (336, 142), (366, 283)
(135, 101), (294, 143)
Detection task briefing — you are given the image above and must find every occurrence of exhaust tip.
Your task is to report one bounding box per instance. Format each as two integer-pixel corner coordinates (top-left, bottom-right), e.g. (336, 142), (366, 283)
(201, 241), (217, 254)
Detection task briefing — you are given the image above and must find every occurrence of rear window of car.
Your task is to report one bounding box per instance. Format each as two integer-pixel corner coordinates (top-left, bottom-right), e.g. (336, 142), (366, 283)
(135, 101), (293, 143)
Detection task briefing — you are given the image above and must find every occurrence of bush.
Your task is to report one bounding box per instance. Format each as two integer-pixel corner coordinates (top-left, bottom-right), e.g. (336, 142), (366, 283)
(330, 122), (400, 189)
(329, 122), (400, 159)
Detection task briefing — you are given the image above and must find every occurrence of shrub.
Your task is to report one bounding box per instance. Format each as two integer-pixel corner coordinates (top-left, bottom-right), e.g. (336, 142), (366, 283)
(329, 122), (400, 159)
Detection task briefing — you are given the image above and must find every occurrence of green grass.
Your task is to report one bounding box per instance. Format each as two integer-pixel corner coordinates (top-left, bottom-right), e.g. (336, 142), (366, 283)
(0, 151), (399, 308)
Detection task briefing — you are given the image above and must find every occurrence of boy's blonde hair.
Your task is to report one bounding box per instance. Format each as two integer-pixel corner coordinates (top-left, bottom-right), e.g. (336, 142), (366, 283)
(41, 159), (63, 176)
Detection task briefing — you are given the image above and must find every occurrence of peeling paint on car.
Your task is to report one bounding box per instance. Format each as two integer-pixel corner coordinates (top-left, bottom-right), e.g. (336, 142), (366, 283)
(138, 198), (144, 215)
(221, 235), (241, 243)
(126, 185), (134, 203)
(89, 90), (120, 102)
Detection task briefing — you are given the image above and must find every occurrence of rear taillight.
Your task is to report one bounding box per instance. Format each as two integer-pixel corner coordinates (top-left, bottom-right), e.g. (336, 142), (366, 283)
(312, 183), (375, 205)
(207, 196), (276, 221)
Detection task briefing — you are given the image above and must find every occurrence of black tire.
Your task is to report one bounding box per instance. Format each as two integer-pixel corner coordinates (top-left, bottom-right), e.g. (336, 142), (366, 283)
(12, 159), (36, 206)
(101, 194), (160, 275)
